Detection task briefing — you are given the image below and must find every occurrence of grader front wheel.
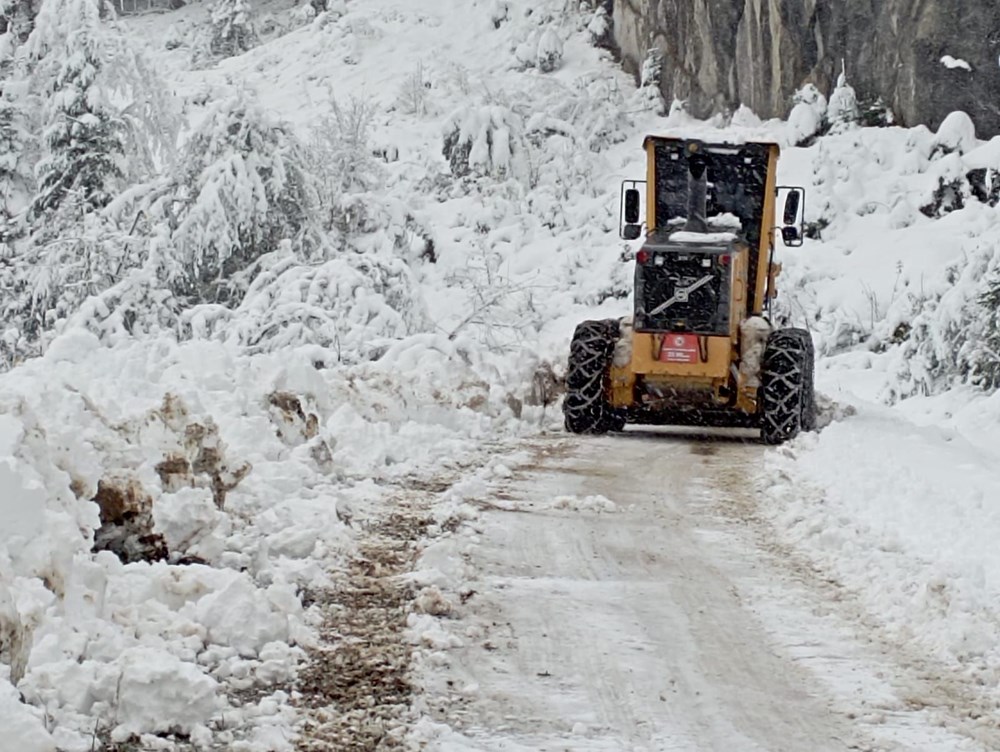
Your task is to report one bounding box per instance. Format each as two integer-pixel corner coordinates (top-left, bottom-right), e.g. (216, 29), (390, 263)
(563, 319), (625, 435)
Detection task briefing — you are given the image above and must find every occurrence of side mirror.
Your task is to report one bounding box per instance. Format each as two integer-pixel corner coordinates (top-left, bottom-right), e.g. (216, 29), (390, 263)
(782, 190), (801, 226)
(619, 180), (646, 240)
(624, 188), (641, 224)
(781, 226), (801, 245)
(777, 186), (806, 247)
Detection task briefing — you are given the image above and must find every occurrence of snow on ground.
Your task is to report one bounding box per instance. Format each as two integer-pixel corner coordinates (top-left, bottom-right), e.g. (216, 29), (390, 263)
(5, 0), (1000, 748)
(0, 329), (546, 749)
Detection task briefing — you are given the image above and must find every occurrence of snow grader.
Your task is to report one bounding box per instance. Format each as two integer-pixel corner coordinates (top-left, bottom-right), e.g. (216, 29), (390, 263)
(563, 137), (814, 444)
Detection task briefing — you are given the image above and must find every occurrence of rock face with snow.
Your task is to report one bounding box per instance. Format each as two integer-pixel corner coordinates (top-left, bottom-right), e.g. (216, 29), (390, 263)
(612, 0), (1000, 134)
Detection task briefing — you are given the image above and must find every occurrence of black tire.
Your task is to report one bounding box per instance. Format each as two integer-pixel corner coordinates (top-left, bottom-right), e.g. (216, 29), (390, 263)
(563, 319), (626, 434)
(760, 328), (815, 444)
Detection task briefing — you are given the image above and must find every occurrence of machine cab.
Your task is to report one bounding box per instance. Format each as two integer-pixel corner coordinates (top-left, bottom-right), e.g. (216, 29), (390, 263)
(620, 138), (805, 326)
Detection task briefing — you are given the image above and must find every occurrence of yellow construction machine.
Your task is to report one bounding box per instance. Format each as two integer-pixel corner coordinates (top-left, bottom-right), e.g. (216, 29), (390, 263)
(563, 137), (814, 444)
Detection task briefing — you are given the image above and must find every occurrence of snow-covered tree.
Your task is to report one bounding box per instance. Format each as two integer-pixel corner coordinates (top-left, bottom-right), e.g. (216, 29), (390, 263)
(633, 47), (665, 114)
(586, 6), (613, 49)
(0, 89), (34, 231)
(1, 0), (40, 44)
(209, 0), (256, 59)
(968, 274), (1000, 390)
(827, 64), (859, 133)
(28, 0), (127, 219)
(0, 68), (34, 231)
(167, 92), (319, 304)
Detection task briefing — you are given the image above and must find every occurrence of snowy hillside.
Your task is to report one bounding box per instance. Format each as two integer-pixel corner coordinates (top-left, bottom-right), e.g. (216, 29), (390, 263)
(4, 0), (1000, 749)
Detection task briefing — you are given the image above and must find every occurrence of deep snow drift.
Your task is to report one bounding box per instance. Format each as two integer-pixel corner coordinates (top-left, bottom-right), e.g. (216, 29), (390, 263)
(3, 0), (1000, 748)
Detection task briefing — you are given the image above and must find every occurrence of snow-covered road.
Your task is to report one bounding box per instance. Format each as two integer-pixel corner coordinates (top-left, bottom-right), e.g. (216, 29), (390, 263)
(412, 430), (998, 752)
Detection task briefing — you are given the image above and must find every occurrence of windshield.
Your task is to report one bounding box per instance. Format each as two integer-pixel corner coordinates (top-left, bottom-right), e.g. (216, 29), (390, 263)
(652, 141), (769, 251)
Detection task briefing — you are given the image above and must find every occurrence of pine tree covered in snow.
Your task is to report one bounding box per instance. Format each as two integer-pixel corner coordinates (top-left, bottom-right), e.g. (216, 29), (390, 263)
(966, 273), (1000, 390)
(0, 73), (34, 233)
(633, 46), (665, 114)
(209, 0), (256, 59)
(586, 5), (613, 49)
(1, 0), (39, 44)
(0, 0), (180, 362)
(28, 0), (127, 220)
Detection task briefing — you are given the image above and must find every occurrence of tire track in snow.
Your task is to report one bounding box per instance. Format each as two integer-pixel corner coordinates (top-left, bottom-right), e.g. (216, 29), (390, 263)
(411, 430), (877, 751)
(296, 493), (431, 751)
(410, 429), (1000, 751)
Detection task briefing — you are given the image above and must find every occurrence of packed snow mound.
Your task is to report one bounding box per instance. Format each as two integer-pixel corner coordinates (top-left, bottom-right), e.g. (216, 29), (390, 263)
(766, 405), (1000, 685)
(0, 326), (551, 748)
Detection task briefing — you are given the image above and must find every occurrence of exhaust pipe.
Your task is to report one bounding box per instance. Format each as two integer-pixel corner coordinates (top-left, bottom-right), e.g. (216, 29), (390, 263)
(684, 153), (709, 234)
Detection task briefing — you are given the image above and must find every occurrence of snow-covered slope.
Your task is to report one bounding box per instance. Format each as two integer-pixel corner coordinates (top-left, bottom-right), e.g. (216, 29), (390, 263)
(5, 0), (1000, 748)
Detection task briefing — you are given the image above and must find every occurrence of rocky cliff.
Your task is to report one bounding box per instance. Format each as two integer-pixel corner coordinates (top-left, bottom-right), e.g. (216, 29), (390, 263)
(613, 0), (1000, 135)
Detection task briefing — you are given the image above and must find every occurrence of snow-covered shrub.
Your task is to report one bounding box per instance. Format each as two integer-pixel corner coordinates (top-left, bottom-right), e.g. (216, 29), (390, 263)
(168, 93), (320, 305)
(490, 0), (509, 29)
(443, 243), (545, 352)
(291, 3), (315, 26)
(787, 83), (828, 146)
(164, 22), (184, 50)
(208, 0), (256, 59)
(183, 251), (428, 359)
(396, 62), (430, 117)
(514, 29), (540, 70)
(536, 28), (563, 73)
(0, 206), (138, 363)
(858, 95), (894, 127)
(730, 105), (763, 128)
(933, 111), (977, 155)
(523, 74), (631, 156)
(311, 96), (386, 234)
(443, 102), (528, 181)
(827, 69), (859, 133)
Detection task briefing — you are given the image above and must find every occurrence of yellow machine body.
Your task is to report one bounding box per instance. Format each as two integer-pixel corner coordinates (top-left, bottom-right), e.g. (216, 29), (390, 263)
(611, 137), (782, 422)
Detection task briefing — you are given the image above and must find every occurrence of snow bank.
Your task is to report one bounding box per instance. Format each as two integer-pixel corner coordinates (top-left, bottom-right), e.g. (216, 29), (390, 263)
(0, 327), (547, 748)
(766, 405), (1000, 682)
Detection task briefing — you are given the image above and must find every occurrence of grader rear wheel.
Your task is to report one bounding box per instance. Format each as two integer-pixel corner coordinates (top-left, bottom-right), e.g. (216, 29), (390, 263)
(760, 328), (815, 445)
(563, 319), (625, 435)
